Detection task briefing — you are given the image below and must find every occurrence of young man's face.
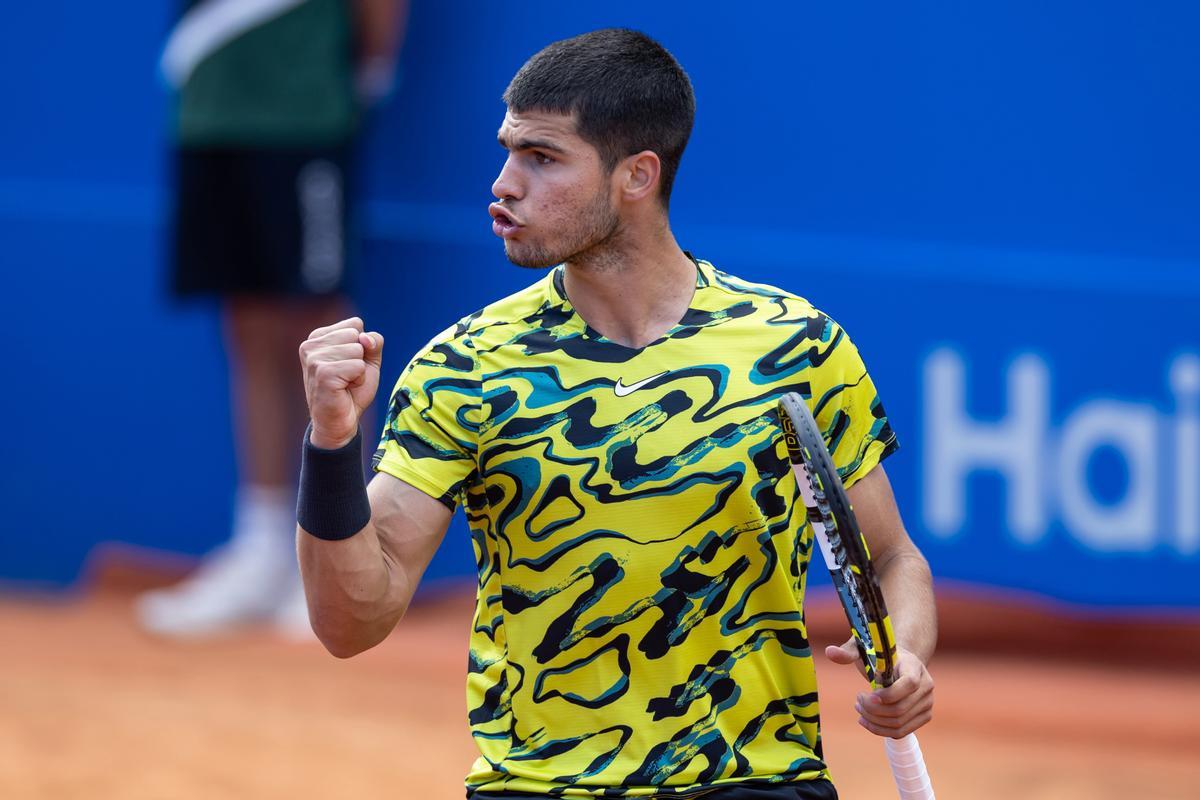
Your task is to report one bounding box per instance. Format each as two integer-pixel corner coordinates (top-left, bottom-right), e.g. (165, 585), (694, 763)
(490, 109), (620, 268)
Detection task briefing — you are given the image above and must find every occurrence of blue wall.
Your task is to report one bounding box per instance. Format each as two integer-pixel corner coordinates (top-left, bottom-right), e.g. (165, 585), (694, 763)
(2, 2), (1197, 607)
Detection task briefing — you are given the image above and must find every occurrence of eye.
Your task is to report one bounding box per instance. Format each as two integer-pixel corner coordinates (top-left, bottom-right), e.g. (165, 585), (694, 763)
(533, 152), (555, 165)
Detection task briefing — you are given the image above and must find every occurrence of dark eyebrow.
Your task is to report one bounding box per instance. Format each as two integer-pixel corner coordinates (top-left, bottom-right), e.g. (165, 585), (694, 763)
(496, 134), (567, 154)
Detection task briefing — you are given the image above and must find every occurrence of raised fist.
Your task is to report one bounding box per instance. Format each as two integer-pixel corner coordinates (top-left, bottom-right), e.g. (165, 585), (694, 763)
(298, 317), (384, 449)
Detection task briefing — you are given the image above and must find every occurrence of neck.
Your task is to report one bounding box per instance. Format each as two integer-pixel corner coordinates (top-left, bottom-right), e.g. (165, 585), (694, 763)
(563, 221), (696, 349)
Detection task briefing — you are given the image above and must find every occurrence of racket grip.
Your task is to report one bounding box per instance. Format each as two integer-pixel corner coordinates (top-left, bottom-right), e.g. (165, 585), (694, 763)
(883, 733), (934, 800)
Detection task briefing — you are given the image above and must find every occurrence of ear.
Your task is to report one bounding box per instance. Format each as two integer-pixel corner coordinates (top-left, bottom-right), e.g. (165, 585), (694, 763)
(616, 150), (662, 204)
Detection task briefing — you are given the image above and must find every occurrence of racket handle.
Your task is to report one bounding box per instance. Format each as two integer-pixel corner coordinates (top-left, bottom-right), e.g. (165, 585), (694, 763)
(883, 733), (934, 799)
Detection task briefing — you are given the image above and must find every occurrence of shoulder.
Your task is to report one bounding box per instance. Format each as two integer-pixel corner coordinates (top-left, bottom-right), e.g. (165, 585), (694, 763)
(411, 271), (561, 367)
(698, 259), (843, 338)
(466, 273), (561, 333)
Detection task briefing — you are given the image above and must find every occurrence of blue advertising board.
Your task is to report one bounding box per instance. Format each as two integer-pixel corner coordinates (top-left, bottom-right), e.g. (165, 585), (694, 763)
(0, 2), (1196, 609)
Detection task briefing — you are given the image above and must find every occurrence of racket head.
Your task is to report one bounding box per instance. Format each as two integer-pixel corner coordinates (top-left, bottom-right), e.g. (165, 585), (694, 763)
(778, 391), (900, 688)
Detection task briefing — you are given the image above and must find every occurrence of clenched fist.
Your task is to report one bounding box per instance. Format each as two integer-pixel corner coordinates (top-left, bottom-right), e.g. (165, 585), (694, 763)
(299, 317), (385, 449)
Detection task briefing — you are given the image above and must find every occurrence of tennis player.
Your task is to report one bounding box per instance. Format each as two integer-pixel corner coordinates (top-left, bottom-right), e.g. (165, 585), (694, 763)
(297, 29), (936, 799)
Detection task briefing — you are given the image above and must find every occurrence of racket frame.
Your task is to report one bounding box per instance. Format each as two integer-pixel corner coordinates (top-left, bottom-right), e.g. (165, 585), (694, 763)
(777, 392), (935, 800)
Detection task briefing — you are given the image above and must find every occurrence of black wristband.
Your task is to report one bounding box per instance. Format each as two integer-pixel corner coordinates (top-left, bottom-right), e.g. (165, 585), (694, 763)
(297, 424), (371, 541)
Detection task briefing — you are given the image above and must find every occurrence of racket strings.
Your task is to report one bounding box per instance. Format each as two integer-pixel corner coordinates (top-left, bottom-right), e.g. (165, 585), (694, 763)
(798, 447), (884, 683)
(818, 463), (901, 688)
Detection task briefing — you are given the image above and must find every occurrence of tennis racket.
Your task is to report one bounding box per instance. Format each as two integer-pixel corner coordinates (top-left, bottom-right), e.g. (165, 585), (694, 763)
(777, 392), (934, 800)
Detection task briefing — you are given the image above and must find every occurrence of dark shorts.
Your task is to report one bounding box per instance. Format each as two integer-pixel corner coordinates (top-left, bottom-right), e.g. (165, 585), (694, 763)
(172, 145), (354, 298)
(467, 780), (837, 800)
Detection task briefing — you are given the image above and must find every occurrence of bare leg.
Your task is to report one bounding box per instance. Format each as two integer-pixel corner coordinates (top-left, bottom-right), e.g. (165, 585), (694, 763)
(224, 295), (353, 489)
(138, 294), (353, 638)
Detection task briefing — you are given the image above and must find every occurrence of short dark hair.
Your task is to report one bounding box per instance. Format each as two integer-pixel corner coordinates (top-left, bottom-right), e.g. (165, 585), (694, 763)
(503, 29), (696, 207)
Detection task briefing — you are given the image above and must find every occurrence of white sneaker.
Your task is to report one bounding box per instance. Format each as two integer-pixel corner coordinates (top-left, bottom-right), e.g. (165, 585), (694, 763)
(136, 526), (295, 638)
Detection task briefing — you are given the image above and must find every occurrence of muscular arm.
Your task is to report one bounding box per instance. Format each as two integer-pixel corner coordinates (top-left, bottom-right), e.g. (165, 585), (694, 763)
(296, 315), (453, 659)
(299, 471), (452, 658)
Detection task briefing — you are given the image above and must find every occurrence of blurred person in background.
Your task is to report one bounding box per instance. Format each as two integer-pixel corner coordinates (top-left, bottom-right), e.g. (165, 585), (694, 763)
(137, 0), (408, 638)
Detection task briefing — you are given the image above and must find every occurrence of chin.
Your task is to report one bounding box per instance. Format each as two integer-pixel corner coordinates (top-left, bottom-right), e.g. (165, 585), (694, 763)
(504, 241), (560, 269)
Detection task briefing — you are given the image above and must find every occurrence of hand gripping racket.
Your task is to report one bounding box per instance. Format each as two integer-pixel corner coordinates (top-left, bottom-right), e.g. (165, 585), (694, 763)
(778, 392), (934, 800)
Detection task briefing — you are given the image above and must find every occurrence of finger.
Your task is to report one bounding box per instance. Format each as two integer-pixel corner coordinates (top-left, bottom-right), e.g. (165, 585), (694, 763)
(360, 331), (385, 369)
(308, 317), (364, 340)
(308, 326), (366, 347)
(859, 676), (931, 719)
(871, 673), (920, 705)
(311, 359), (367, 388)
(857, 708), (933, 739)
(886, 698), (934, 733)
(824, 640), (860, 666)
(306, 342), (366, 364)
(300, 330), (362, 365)
(858, 685), (927, 721)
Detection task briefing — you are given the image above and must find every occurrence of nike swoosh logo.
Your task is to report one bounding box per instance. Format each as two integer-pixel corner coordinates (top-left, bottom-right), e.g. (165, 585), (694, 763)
(613, 371), (668, 397)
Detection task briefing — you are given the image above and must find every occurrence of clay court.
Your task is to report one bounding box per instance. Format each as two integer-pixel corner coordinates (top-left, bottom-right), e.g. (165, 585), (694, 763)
(4, 5), (1198, 800)
(2, 560), (1197, 800)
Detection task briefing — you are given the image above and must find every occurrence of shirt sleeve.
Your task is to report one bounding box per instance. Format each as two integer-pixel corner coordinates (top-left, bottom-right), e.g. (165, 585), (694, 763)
(805, 314), (899, 490)
(372, 321), (481, 509)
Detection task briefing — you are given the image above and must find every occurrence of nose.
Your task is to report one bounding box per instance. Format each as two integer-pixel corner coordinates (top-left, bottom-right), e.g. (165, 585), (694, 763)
(491, 156), (522, 201)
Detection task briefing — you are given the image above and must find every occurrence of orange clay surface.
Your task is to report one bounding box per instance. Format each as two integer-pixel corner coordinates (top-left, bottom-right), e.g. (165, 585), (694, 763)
(1, 567), (1198, 800)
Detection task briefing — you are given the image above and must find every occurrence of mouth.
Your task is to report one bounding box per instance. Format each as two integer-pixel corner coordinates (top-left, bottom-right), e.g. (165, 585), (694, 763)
(489, 204), (523, 238)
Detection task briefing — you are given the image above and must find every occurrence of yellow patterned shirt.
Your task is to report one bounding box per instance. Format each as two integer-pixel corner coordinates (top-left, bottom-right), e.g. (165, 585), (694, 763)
(373, 258), (898, 797)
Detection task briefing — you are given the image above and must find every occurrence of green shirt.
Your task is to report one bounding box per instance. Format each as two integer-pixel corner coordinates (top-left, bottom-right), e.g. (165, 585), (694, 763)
(176, 0), (357, 148)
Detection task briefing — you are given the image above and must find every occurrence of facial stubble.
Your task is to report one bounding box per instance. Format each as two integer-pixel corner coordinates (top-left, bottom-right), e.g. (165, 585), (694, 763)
(503, 185), (621, 270)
